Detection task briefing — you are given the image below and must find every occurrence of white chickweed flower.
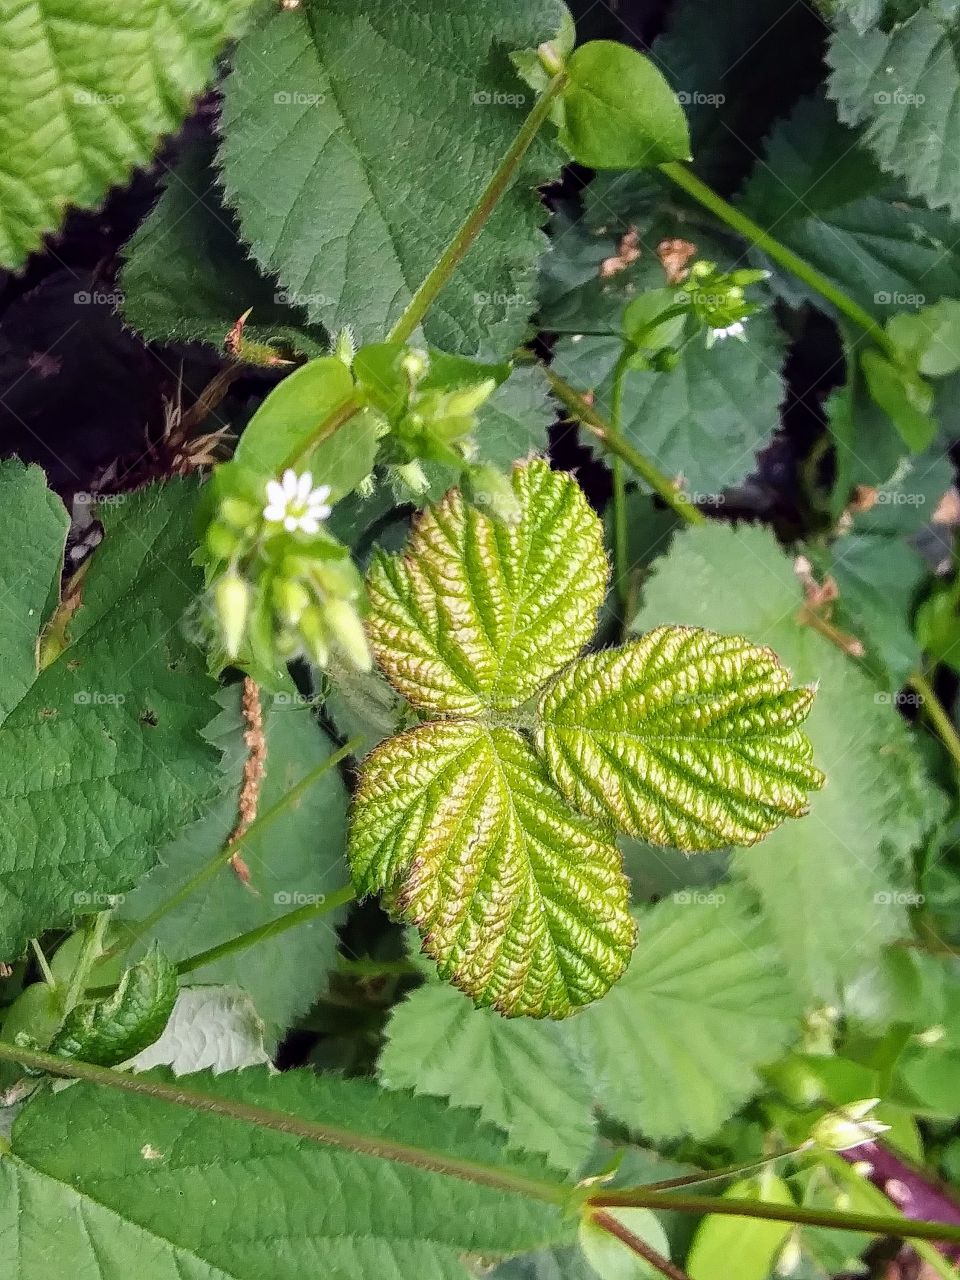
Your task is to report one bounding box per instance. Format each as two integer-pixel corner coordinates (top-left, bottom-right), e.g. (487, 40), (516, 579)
(263, 469), (332, 535)
(707, 320), (747, 346)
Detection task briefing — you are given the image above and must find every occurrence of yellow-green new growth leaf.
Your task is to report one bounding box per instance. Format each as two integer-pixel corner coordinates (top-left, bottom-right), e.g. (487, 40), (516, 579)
(538, 627), (824, 850)
(350, 720), (635, 1018)
(366, 458), (606, 715)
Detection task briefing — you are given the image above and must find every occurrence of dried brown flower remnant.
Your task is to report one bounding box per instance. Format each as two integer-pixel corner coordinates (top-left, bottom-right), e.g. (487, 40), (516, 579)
(657, 238), (697, 284)
(226, 677), (267, 885)
(599, 226), (641, 278)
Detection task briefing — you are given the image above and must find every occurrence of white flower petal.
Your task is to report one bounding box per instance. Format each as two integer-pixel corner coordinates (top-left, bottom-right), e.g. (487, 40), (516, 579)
(282, 469), (300, 499)
(265, 480), (286, 507)
(283, 515), (298, 532)
(297, 471), (314, 502)
(299, 516), (321, 535)
(263, 503), (287, 523)
(308, 483), (332, 505)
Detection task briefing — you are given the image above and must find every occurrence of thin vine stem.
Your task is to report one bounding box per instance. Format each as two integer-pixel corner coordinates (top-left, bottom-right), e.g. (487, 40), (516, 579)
(590, 1211), (692, 1280)
(174, 883), (357, 978)
(658, 162), (896, 356)
(102, 738), (361, 963)
(543, 366), (706, 525)
(387, 72), (567, 345)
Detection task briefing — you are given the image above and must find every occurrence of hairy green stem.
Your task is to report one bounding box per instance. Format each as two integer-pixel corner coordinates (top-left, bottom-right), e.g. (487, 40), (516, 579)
(659, 162), (895, 355)
(174, 883), (357, 978)
(28, 939), (56, 991)
(609, 351), (631, 616)
(590, 1211), (692, 1280)
(909, 671), (960, 774)
(103, 738), (361, 963)
(589, 1186), (960, 1245)
(63, 913), (112, 1015)
(387, 73), (567, 345)
(544, 366), (706, 525)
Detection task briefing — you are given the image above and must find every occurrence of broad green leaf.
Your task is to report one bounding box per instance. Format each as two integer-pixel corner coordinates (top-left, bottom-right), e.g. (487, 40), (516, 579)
(48, 945), (177, 1067)
(888, 299), (960, 377)
(0, 0), (252, 268)
(366, 459), (607, 715)
(130, 987), (270, 1074)
(119, 690), (350, 1046)
(0, 466), (220, 959)
(558, 42), (690, 170)
(568, 889), (801, 1139)
(538, 627), (823, 851)
(634, 523), (937, 997)
(827, 10), (960, 216)
(380, 980), (595, 1171)
(1, 1068), (569, 1278)
(825, 0), (883, 33)
(738, 95), (960, 319)
(686, 1176), (794, 1280)
(232, 356), (377, 497)
(219, 0), (567, 356)
(120, 143), (326, 357)
(350, 720), (635, 1018)
(548, 297), (786, 496)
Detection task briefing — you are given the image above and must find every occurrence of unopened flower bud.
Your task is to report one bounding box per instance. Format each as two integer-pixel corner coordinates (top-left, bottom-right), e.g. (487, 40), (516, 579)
(299, 605), (330, 668)
(220, 497), (259, 530)
(274, 578), (311, 627)
(215, 569), (250, 660)
(442, 378), (497, 418)
(401, 349), (428, 381)
(812, 1099), (890, 1152)
(206, 520), (241, 561)
(325, 598), (372, 672)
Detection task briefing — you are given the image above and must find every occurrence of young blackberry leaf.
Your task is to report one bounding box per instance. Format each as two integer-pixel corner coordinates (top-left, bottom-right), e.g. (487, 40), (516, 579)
(349, 720), (634, 1018)
(366, 458), (607, 716)
(48, 945), (178, 1068)
(537, 627), (824, 850)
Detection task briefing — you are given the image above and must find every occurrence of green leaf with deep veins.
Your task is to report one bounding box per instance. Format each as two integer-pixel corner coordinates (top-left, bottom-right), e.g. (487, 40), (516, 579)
(0, 465), (221, 960)
(48, 945), (178, 1068)
(538, 628), (825, 850)
(353, 460), (822, 1015)
(350, 719), (635, 1019)
(0, 0), (254, 268)
(365, 459), (607, 716)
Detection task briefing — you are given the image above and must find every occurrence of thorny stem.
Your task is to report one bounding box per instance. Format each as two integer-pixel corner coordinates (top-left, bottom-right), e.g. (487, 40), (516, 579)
(590, 1211), (692, 1280)
(659, 161), (897, 356)
(387, 73), (567, 345)
(1, 1040), (959, 1247)
(102, 738), (361, 963)
(543, 366), (706, 525)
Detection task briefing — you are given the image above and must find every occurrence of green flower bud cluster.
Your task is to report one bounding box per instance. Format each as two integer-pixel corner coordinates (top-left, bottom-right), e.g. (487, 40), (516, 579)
(679, 260), (769, 345)
(204, 466), (371, 682)
(353, 341), (498, 475)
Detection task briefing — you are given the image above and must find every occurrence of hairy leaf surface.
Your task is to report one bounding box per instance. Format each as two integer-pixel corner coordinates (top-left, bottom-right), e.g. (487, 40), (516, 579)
(219, 0), (567, 355)
(0, 466), (220, 959)
(366, 459), (607, 715)
(538, 627), (823, 850)
(0, 1068), (568, 1278)
(569, 889), (801, 1139)
(380, 980), (595, 1170)
(0, 0), (252, 267)
(350, 720), (635, 1018)
(828, 10), (960, 217)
